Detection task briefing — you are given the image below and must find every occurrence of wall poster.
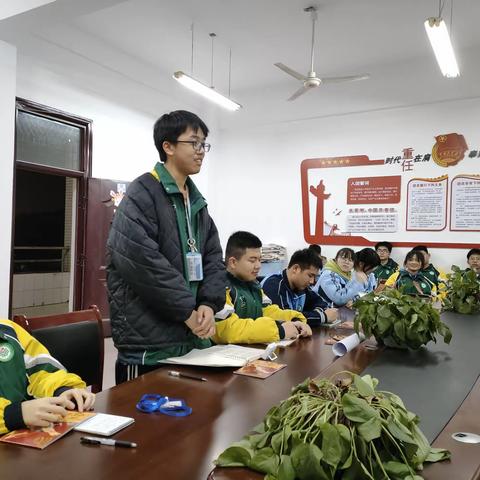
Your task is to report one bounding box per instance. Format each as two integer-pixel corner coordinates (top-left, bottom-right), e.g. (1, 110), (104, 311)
(301, 133), (479, 248)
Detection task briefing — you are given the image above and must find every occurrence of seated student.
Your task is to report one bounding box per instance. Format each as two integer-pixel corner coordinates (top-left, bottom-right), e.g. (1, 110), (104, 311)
(374, 241), (399, 284)
(411, 245), (447, 289)
(0, 320), (95, 434)
(314, 247), (379, 307)
(386, 250), (435, 296)
(307, 244), (327, 268)
(213, 232), (312, 344)
(261, 248), (338, 327)
(466, 248), (480, 280)
(355, 248), (380, 293)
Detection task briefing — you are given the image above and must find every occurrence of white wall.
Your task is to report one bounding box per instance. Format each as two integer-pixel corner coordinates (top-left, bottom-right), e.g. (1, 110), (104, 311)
(15, 55), (217, 197)
(16, 56), (159, 181)
(210, 97), (480, 273)
(0, 40), (16, 317)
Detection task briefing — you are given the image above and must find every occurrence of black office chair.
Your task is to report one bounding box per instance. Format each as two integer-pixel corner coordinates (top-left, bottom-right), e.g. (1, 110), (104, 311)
(13, 305), (105, 393)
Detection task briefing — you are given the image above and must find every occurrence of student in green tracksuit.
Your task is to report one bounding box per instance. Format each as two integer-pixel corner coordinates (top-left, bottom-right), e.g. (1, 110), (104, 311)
(374, 241), (399, 284)
(466, 248), (480, 280)
(387, 250), (435, 297)
(0, 320), (95, 434)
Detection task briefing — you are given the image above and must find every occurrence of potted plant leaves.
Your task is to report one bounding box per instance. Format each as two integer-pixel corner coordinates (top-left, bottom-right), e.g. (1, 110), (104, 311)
(215, 373), (450, 479)
(442, 265), (480, 315)
(353, 289), (452, 349)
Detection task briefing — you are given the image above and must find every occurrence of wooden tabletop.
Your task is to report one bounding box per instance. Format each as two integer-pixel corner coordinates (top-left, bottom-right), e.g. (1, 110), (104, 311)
(1, 315), (479, 480)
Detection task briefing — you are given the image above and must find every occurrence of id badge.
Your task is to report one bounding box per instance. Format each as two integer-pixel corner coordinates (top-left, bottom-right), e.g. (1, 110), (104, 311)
(186, 252), (203, 281)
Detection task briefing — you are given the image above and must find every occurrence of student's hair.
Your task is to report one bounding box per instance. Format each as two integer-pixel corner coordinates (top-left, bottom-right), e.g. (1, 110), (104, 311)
(308, 244), (322, 255)
(335, 248), (355, 262)
(375, 241), (393, 252)
(153, 110), (209, 163)
(354, 248), (381, 272)
(412, 245), (429, 254)
(288, 249), (322, 270)
(467, 248), (480, 259)
(225, 231), (262, 261)
(404, 250), (426, 269)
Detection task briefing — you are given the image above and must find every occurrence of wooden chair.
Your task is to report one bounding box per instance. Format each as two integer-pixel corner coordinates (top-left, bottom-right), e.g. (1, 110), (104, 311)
(13, 305), (105, 393)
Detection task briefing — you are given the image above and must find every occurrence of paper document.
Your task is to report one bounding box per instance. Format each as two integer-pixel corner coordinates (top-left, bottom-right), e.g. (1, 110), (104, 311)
(161, 345), (265, 367)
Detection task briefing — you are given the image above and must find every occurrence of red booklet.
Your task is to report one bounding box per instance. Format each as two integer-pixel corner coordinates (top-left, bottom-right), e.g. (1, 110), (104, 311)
(0, 411), (95, 449)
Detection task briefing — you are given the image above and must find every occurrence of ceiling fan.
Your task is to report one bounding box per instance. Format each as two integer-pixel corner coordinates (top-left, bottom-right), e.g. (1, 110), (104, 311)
(275, 6), (370, 101)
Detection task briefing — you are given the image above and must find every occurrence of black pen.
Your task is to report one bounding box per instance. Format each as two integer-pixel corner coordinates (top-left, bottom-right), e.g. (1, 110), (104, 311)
(168, 370), (207, 382)
(80, 436), (137, 448)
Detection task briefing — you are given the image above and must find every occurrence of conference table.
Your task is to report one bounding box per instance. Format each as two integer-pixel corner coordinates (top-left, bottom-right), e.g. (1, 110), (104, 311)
(1, 311), (480, 480)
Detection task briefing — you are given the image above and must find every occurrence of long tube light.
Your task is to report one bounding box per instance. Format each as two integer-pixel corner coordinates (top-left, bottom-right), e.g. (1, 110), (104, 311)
(424, 17), (460, 78)
(173, 71), (242, 111)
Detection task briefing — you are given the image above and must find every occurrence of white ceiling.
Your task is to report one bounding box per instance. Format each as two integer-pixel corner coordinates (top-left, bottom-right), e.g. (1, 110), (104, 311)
(1, 0), (480, 129)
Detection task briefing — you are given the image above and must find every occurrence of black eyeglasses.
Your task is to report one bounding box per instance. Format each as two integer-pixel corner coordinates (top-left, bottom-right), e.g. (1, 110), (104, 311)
(176, 140), (211, 152)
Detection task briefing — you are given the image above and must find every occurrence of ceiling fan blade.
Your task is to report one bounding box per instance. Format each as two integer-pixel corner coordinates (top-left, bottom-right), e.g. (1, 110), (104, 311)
(320, 74), (370, 84)
(274, 63), (307, 81)
(287, 85), (310, 101)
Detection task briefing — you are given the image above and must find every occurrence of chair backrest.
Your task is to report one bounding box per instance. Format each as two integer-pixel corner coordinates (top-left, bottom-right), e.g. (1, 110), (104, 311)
(13, 305), (104, 393)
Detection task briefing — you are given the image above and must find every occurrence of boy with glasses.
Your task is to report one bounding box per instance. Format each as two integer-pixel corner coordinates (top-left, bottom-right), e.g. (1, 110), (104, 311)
(107, 110), (225, 384)
(466, 248), (480, 280)
(374, 241), (398, 284)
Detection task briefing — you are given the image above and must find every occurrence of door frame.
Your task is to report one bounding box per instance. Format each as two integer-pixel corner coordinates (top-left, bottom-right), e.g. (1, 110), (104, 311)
(10, 98), (92, 316)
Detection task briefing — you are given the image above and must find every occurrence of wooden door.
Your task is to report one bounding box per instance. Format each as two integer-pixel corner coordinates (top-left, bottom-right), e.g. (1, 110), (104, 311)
(82, 178), (129, 319)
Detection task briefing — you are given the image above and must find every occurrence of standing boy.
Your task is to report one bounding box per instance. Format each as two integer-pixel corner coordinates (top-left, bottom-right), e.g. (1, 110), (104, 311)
(107, 110), (225, 384)
(261, 248), (338, 327)
(214, 232), (312, 344)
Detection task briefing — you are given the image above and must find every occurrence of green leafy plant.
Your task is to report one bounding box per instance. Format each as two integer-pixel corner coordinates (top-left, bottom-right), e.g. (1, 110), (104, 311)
(215, 373), (450, 480)
(353, 289), (452, 349)
(442, 265), (480, 314)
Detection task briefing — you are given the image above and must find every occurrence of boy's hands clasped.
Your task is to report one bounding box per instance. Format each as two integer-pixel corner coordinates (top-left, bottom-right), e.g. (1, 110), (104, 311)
(185, 306), (216, 339)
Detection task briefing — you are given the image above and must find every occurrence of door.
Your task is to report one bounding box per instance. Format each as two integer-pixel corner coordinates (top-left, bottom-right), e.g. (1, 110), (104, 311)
(82, 178), (129, 317)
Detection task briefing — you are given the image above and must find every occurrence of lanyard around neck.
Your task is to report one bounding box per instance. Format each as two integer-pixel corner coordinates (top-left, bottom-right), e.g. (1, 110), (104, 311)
(184, 188), (197, 253)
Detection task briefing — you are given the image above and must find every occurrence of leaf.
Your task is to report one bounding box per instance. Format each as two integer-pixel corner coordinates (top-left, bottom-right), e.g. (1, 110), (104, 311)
(271, 431), (283, 454)
(215, 445), (252, 467)
(342, 393), (379, 423)
(291, 443), (328, 480)
(386, 416), (415, 444)
(320, 423), (342, 469)
(335, 424), (352, 465)
(354, 374), (375, 397)
(357, 416), (382, 442)
(249, 447), (279, 475)
(249, 431), (271, 449)
(277, 455), (296, 480)
(425, 447), (451, 463)
(384, 460), (412, 477)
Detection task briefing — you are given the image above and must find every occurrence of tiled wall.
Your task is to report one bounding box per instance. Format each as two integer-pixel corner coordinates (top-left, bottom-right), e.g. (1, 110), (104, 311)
(12, 272), (70, 309)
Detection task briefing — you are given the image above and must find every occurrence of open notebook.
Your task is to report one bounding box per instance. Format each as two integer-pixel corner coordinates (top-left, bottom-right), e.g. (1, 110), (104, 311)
(161, 344), (266, 367)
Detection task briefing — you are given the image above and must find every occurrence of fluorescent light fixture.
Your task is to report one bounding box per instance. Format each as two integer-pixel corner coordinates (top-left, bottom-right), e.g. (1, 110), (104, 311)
(173, 71), (242, 111)
(424, 17), (460, 78)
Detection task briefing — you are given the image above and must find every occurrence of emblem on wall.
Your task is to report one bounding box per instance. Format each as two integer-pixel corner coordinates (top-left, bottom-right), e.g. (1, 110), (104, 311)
(432, 133), (468, 167)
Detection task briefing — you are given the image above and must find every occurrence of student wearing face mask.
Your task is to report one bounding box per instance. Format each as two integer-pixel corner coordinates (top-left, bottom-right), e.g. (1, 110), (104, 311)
(313, 248), (379, 307)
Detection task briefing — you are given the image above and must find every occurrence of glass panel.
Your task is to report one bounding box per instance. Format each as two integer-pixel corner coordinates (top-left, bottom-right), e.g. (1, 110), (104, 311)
(16, 111), (82, 171)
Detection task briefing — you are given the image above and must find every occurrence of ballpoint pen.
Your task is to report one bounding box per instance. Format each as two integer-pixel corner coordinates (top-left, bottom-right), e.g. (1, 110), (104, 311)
(80, 436), (137, 448)
(168, 370), (207, 382)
